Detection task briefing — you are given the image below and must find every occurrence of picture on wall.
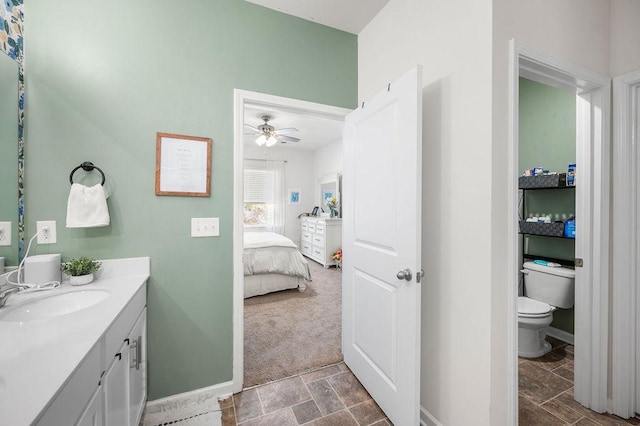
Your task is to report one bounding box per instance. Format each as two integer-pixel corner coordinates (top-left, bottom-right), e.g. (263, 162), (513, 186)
(289, 189), (301, 204)
(155, 132), (212, 197)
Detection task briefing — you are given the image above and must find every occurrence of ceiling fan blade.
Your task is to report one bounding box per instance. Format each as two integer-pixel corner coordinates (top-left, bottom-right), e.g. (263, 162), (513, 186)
(277, 135), (301, 143)
(274, 127), (298, 135)
(244, 124), (260, 132)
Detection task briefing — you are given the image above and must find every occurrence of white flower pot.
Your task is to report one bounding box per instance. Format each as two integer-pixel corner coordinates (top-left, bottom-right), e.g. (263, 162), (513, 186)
(70, 273), (94, 286)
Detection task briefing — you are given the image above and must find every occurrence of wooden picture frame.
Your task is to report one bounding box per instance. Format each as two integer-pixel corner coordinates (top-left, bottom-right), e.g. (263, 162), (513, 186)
(155, 132), (212, 197)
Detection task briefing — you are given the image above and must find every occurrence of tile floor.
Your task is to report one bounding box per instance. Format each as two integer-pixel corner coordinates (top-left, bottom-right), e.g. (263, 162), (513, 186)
(519, 337), (640, 425)
(220, 362), (393, 426)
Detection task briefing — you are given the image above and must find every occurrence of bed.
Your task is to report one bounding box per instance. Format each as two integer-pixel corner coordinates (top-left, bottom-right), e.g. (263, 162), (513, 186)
(243, 231), (311, 298)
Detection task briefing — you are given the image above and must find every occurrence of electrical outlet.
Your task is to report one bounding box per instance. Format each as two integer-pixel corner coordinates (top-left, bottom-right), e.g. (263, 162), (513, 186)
(0, 222), (11, 246)
(36, 220), (57, 244)
(191, 218), (220, 237)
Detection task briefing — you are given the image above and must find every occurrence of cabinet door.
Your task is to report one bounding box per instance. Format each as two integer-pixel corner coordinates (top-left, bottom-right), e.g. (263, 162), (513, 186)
(129, 308), (147, 426)
(103, 341), (130, 426)
(36, 343), (102, 426)
(76, 384), (104, 426)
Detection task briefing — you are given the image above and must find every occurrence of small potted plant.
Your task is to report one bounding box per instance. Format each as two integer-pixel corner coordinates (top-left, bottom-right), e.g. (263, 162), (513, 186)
(62, 256), (102, 286)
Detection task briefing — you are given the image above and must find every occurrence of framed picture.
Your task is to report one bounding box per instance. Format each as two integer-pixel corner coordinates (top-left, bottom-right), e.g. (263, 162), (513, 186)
(155, 132), (212, 197)
(289, 189), (301, 204)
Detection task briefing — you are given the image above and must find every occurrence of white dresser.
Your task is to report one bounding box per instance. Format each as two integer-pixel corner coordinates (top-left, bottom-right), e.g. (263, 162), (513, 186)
(300, 217), (342, 268)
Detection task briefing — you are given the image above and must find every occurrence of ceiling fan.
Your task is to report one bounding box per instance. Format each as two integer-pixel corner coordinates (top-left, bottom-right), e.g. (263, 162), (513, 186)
(245, 115), (300, 147)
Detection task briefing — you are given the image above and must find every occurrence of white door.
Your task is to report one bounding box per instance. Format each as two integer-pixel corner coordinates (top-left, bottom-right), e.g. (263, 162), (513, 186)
(342, 66), (422, 426)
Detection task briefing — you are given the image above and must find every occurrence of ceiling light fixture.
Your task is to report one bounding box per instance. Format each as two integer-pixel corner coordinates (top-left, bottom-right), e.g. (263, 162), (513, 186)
(255, 134), (278, 147)
(265, 135), (278, 147)
(247, 115), (300, 147)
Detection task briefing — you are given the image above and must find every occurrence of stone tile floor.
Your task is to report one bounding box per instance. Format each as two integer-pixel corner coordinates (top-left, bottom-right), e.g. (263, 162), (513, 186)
(220, 362), (393, 426)
(519, 337), (640, 425)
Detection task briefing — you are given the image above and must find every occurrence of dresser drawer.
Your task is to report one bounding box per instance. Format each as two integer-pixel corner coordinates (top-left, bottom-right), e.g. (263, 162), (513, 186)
(307, 223), (316, 232)
(312, 235), (325, 247)
(302, 232), (313, 243)
(315, 222), (325, 235)
(311, 246), (324, 260)
(301, 242), (312, 256)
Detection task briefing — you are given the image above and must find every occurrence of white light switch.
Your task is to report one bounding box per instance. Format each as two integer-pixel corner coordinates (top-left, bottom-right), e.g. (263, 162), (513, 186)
(191, 218), (220, 237)
(0, 222), (11, 246)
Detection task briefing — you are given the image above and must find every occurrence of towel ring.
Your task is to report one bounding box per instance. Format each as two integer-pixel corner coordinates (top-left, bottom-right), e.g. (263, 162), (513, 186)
(69, 162), (105, 186)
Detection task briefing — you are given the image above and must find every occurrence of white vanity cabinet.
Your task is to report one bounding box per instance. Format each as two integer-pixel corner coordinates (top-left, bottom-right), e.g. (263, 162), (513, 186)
(128, 309), (147, 426)
(35, 285), (147, 426)
(104, 340), (129, 426)
(77, 384), (104, 426)
(300, 217), (342, 267)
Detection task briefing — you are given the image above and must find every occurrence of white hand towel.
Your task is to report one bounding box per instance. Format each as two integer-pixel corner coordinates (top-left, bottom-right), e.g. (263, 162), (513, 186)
(66, 183), (110, 228)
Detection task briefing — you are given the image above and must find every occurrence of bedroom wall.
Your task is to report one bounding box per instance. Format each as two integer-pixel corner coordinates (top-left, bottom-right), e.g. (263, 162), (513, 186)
(244, 145), (316, 246)
(24, 0), (356, 400)
(313, 139), (343, 208)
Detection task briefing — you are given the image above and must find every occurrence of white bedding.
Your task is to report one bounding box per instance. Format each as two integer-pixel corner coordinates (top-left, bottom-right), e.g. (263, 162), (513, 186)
(243, 232), (298, 249)
(243, 232), (311, 297)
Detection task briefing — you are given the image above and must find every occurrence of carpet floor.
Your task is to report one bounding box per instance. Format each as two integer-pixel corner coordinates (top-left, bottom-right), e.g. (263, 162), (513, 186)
(243, 260), (343, 388)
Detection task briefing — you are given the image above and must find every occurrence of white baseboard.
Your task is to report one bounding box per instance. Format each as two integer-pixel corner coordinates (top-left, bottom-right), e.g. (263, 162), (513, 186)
(547, 326), (574, 345)
(420, 406), (443, 426)
(145, 381), (233, 414)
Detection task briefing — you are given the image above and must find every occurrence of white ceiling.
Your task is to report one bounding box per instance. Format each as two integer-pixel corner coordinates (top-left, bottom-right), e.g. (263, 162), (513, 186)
(244, 104), (344, 151)
(244, 0), (389, 34)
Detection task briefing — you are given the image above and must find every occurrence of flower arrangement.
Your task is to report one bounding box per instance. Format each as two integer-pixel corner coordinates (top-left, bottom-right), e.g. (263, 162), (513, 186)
(331, 248), (342, 265)
(325, 197), (339, 217)
(62, 257), (102, 277)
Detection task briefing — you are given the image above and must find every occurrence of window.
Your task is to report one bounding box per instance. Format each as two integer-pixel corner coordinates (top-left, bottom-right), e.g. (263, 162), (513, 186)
(243, 160), (285, 233)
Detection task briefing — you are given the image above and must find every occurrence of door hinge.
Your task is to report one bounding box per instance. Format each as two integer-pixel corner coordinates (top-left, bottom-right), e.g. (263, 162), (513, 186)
(575, 258), (584, 267)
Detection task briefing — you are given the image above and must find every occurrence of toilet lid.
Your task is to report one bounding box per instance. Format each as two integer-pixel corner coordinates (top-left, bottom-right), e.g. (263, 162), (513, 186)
(518, 297), (552, 317)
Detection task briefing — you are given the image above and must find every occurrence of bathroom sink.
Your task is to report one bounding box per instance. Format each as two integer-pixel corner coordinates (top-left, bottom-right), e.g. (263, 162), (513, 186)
(0, 290), (110, 322)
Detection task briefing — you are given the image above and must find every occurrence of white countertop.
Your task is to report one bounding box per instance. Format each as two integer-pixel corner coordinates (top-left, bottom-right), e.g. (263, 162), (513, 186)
(0, 257), (150, 426)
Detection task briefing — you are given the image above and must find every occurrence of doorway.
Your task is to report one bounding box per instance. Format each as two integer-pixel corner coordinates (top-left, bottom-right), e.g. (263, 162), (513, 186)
(232, 89), (351, 392)
(612, 70), (640, 419)
(508, 42), (611, 422)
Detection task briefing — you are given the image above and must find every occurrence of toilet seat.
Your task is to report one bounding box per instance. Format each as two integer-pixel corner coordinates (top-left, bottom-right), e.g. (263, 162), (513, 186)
(518, 296), (552, 318)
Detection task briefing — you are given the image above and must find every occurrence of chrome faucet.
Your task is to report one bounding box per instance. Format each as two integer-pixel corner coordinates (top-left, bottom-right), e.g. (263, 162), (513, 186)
(0, 286), (20, 308)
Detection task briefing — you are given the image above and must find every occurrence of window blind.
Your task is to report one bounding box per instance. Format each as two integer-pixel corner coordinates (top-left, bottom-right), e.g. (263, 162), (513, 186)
(244, 168), (274, 203)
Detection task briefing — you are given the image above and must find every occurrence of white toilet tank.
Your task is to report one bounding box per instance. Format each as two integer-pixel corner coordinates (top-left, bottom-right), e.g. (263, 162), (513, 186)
(523, 261), (576, 309)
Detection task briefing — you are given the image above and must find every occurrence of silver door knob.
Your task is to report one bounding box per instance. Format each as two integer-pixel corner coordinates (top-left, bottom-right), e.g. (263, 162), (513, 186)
(396, 268), (412, 281)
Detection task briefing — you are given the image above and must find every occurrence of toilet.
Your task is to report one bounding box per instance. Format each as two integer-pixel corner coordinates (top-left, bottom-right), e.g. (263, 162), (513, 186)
(518, 261), (575, 358)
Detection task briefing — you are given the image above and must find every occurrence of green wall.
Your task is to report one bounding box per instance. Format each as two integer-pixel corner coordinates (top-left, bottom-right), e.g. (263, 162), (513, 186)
(519, 77), (576, 334)
(24, 0), (356, 399)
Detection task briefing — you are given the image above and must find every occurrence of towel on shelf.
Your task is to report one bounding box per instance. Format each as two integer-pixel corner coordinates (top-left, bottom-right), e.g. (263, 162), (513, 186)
(66, 183), (110, 228)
